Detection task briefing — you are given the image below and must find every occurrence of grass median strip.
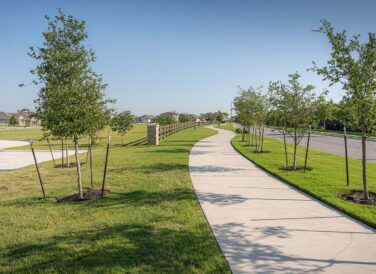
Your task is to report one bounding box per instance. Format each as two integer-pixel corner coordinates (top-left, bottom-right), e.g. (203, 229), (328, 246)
(0, 125), (230, 273)
(232, 133), (376, 229)
(214, 123), (236, 132)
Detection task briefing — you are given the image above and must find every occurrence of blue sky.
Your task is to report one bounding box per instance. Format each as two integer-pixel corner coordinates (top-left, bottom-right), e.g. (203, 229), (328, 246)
(0, 0), (375, 115)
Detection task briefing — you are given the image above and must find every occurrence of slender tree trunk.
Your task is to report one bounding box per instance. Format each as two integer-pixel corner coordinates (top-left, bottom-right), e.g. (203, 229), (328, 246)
(361, 131), (369, 200)
(65, 138), (70, 167)
(260, 127), (264, 153)
(122, 135), (124, 145)
(251, 126), (255, 146)
(242, 126), (245, 142)
(344, 127), (349, 186)
(323, 120), (326, 130)
(283, 129), (288, 167)
(85, 138), (90, 163)
(89, 137), (93, 189)
(74, 136), (83, 199)
(258, 126), (262, 152)
(61, 139), (64, 168)
(255, 127), (258, 150)
(293, 128), (297, 171)
(248, 126), (251, 145)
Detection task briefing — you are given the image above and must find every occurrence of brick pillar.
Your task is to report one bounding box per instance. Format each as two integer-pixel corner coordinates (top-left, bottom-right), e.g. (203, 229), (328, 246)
(147, 125), (159, 145)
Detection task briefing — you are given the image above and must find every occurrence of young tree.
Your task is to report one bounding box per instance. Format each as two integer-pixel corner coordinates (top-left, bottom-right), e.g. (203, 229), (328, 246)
(234, 87), (259, 145)
(178, 113), (194, 123)
(333, 98), (356, 130)
(252, 91), (270, 152)
(234, 90), (251, 142)
(110, 111), (134, 145)
(215, 111), (224, 126)
(87, 108), (113, 144)
(314, 95), (334, 130)
(269, 73), (318, 170)
(157, 114), (176, 125)
(8, 115), (18, 126)
(312, 20), (376, 199)
(29, 9), (113, 199)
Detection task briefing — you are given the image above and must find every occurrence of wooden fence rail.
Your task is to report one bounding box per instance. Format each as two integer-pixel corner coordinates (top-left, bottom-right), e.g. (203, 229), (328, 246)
(147, 122), (196, 145)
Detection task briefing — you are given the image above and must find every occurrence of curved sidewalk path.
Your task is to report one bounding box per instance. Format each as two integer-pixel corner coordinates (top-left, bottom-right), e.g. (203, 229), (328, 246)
(189, 127), (376, 274)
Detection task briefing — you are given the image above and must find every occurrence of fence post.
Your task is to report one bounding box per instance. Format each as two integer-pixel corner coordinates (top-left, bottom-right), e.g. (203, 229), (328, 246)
(148, 125), (160, 145)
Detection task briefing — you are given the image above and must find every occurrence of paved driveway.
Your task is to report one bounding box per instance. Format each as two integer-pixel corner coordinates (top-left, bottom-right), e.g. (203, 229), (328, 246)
(0, 140), (81, 171)
(189, 127), (376, 273)
(0, 140), (29, 150)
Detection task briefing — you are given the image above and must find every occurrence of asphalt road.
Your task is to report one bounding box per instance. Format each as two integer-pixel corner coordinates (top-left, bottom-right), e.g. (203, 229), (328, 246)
(263, 128), (376, 164)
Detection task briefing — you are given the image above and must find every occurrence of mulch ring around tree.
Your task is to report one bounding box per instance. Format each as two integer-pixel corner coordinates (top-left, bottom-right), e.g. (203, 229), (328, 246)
(57, 189), (110, 202)
(340, 190), (376, 206)
(54, 162), (86, 168)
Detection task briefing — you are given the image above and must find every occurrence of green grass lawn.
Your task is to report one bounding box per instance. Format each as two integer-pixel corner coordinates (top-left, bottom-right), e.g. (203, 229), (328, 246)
(0, 126), (119, 151)
(232, 133), (376, 229)
(0, 125), (230, 273)
(214, 123), (236, 132)
(0, 127), (44, 140)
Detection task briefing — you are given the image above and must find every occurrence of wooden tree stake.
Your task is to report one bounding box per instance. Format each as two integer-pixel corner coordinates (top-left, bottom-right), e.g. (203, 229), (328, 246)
(30, 141), (46, 200)
(303, 125), (311, 172)
(101, 136), (111, 197)
(46, 136), (56, 166)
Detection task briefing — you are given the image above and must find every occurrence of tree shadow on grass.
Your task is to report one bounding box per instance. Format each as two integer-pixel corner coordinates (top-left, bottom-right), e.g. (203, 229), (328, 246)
(124, 137), (148, 147)
(110, 163), (189, 174)
(112, 137), (148, 148)
(152, 148), (191, 154)
(87, 188), (197, 208)
(1, 187), (197, 210)
(3, 222), (230, 273)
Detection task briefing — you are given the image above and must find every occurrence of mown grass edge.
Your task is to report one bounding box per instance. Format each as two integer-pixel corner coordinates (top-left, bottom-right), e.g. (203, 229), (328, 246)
(230, 134), (376, 230)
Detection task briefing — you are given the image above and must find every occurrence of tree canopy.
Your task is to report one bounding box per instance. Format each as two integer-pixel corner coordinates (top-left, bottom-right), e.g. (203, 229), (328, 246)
(157, 114), (177, 125)
(29, 9), (114, 139)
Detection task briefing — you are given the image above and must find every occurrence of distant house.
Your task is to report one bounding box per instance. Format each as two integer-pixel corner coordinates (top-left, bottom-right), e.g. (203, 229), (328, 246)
(138, 115), (156, 123)
(222, 113), (231, 122)
(0, 112), (11, 126)
(0, 111), (40, 127)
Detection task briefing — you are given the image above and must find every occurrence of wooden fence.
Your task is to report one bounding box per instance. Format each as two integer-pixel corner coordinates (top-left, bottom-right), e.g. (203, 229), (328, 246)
(147, 122), (196, 145)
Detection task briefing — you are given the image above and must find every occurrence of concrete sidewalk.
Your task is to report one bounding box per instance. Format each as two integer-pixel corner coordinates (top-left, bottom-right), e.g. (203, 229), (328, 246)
(189, 127), (376, 273)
